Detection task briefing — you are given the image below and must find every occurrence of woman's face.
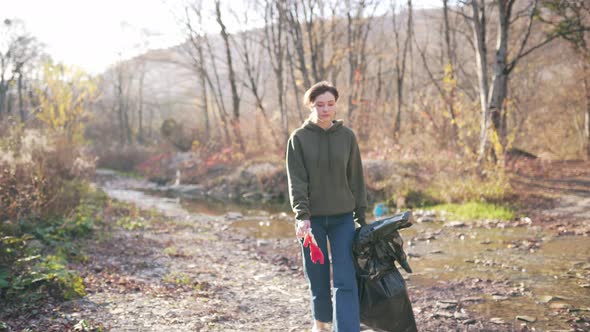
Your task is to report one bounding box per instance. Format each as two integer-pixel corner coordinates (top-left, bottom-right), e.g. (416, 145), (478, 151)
(310, 91), (337, 126)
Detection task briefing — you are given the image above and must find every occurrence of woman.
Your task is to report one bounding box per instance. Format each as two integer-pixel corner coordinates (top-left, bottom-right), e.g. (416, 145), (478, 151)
(286, 81), (367, 332)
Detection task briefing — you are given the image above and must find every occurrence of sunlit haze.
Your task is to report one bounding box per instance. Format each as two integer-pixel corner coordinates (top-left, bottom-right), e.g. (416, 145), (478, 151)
(4, 0), (443, 75)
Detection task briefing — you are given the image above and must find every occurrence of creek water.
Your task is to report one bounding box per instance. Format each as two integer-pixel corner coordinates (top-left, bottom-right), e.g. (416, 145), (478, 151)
(96, 170), (590, 330)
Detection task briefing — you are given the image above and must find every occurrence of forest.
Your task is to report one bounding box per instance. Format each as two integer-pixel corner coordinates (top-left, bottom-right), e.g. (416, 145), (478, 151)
(1, 0), (589, 331)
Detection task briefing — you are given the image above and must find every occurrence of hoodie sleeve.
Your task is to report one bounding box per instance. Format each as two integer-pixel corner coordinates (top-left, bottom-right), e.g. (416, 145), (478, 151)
(286, 134), (310, 222)
(347, 132), (368, 226)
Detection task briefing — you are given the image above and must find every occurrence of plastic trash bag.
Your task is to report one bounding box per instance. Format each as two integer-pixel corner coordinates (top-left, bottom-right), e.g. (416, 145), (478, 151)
(353, 211), (417, 332)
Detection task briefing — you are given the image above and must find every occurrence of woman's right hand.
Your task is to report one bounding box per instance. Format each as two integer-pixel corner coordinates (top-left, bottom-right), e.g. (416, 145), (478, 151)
(296, 219), (311, 239)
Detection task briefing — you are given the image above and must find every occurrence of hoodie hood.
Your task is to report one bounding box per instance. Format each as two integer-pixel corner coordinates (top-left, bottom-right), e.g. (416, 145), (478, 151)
(302, 119), (344, 133)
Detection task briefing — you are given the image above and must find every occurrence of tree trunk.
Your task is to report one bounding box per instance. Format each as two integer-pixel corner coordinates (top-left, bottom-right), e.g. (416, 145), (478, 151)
(137, 65), (145, 144)
(204, 36), (231, 146)
(285, 1), (311, 89)
(18, 72), (25, 122)
(583, 57), (590, 159)
(216, 0), (244, 153)
(471, 0), (491, 164)
(200, 69), (209, 141)
(116, 72), (125, 146)
(0, 77), (6, 118)
(488, 0), (512, 151)
(286, 39), (304, 123)
(392, 0), (413, 139)
(264, 0), (288, 139)
(442, 0), (459, 145)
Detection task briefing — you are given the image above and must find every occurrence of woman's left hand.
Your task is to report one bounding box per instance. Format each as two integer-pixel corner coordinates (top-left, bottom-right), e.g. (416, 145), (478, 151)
(296, 219), (311, 239)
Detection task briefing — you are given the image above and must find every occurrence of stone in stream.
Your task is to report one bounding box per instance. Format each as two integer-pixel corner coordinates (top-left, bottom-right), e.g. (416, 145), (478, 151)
(454, 311), (469, 320)
(417, 216), (436, 223)
(549, 302), (572, 310)
(492, 295), (509, 301)
(444, 221), (466, 228)
(437, 302), (457, 310)
(461, 297), (484, 303)
(432, 311), (454, 318)
(538, 295), (573, 304)
(516, 315), (536, 323)
(225, 212), (243, 220)
(490, 317), (506, 324)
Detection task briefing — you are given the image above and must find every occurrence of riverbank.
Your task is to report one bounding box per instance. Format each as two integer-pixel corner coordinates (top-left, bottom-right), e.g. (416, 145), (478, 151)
(2, 165), (589, 331)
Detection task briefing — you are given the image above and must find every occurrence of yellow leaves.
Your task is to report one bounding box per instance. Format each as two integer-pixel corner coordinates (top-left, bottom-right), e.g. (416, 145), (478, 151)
(35, 61), (97, 143)
(489, 126), (504, 159)
(442, 63), (457, 92)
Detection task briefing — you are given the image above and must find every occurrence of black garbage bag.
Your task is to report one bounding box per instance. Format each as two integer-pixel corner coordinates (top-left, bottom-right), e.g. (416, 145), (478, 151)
(354, 211), (417, 332)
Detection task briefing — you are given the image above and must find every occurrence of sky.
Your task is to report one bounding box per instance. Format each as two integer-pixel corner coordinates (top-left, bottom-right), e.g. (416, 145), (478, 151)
(4, 0), (443, 75)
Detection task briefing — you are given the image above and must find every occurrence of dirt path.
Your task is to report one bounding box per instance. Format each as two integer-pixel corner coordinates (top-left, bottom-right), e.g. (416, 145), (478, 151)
(511, 160), (590, 236)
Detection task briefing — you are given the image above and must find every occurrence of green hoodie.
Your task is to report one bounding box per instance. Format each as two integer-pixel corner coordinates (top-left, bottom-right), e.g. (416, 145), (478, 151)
(286, 120), (367, 225)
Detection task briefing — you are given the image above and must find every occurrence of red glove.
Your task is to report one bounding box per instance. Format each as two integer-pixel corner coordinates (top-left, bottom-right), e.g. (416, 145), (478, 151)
(303, 231), (325, 264)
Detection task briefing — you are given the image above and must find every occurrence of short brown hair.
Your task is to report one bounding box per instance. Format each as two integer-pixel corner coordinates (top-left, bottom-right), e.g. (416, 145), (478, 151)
(303, 81), (339, 106)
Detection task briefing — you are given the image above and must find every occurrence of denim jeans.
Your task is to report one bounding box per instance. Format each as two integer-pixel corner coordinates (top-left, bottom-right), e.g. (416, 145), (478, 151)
(301, 212), (360, 332)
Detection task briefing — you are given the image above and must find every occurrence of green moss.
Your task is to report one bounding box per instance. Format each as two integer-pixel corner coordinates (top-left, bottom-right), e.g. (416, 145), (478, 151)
(429, 201), (515, 221)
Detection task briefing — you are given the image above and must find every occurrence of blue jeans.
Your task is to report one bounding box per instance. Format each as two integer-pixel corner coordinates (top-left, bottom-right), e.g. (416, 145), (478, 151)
(301, 212), (360, 332)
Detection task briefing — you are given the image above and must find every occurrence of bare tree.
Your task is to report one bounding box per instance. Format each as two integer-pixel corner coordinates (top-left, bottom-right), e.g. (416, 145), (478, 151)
(391, 0), (414, 139)
(113, 61), (133, 145)
(264, 0), (289, 138)
(442, 0), (460, 144)
(284, 0), (312, 88)
(459, 0), (562, 164)
(215, 0), (245, 153)
(302, 0), (328, 82)
(183, 3), (212, 142)
(345, 0), (378, 126)
(232, 7), (282, 149)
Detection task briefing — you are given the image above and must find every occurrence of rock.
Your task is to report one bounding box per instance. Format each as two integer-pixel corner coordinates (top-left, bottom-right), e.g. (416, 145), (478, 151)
(516, 315), (536, 323)
(580, 284), (590, 288)
(461, 297), (484, 303)
(463, 319), (476, 325)
(490, 317), (506, 324)
(538, 295), (555, 303)
(549, 302), (571, 310)
(492, 295), (509, 301)
(438, 303), (456, 310)
(417, 216), (436, 223)
(242, 191), (262, 200)
(433, 311), (454, 318)
(256, 240), (270, 247)
(444, 221), (466, 228)
(454, 311), (469, 320)
(225, 212), (243, 220)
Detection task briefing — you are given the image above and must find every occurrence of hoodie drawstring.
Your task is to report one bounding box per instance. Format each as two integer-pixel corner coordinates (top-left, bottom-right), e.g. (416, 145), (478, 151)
(316, 131), (332, 170)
